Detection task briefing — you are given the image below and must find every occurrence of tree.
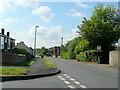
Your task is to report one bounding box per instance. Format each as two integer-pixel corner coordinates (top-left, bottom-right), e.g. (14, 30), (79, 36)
(38, 47), (48, 55)
(67, 37), (81, 59)
(77, 3), (120, 63)
(74, 40), (90, 54)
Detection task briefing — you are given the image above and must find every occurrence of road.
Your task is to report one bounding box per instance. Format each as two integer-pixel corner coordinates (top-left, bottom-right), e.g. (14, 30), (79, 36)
(2, 57), (118, 89)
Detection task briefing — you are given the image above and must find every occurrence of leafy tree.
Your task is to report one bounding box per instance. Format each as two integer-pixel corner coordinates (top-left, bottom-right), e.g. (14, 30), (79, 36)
(67, 37), (81, 59)
(38, 47), (48, 55)
(77, 3), (120, 63)
(74, 40), (90, 54)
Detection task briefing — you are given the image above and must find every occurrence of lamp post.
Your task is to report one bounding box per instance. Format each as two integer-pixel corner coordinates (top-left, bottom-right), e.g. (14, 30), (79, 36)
(34, 26), (39, 58)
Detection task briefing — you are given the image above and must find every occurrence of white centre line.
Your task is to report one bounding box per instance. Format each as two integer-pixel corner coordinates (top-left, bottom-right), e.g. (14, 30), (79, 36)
(64, 81), (71, 84)
(66, 76), (71, 78)
(58, 76), (66, 80)
(80, 85), (87, 88)
(74, 81), (81, 84)
(63, 74), (68, 76)
(68, 85), (76, 89)
(69, 78), (75, 81)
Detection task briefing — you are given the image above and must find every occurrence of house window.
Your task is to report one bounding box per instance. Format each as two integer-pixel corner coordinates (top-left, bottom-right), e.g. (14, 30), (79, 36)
(0, 37), (4, 49)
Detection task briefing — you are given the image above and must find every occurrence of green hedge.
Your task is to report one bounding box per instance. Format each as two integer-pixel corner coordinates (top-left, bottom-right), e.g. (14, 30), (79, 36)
(61, 52), (76, 59)
(76, 50), (102, 62)
(61, 52), (70, 59)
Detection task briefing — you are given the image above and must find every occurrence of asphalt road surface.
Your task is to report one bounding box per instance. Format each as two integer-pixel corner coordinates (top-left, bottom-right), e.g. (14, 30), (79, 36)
(2, 57), (118, 89)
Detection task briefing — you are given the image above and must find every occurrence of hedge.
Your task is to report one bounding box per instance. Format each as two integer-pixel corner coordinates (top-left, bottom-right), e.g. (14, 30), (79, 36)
(76, 50), (102, 62)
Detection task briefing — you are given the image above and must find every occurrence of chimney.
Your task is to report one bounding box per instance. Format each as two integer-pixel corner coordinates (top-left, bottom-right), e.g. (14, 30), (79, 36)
(1, 28), (4, 35)
(7, 32), (10, 37)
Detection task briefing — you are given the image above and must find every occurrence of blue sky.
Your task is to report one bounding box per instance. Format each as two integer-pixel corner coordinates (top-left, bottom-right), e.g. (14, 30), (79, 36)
(0, 1), (119, 48)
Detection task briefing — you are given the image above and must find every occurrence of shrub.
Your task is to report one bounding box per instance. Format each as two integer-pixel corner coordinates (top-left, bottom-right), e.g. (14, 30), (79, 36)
(69, 52), (76, 59)
(12, 48), (28, 55)
(76, 50), (102, 62)
(76, 52), (86, 61)
(61, 52), (69, 59)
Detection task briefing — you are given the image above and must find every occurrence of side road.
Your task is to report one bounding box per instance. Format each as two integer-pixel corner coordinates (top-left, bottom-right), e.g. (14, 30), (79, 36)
(1, 57), (60, 82)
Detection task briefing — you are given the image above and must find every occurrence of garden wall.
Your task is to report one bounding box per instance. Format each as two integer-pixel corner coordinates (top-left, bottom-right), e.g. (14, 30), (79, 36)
(0, 53), (26, 64)
(109, 51), (120, 67)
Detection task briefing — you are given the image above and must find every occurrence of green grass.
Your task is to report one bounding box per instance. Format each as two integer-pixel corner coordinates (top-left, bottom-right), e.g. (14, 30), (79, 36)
(0, 67), (28, 76)
(40, 58), (57, 68)
(3, 58), (35, 66)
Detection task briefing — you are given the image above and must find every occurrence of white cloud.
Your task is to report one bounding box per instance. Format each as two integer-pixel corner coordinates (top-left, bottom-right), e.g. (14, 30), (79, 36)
(76, 2), (88, 9)
(32, 6), (55, 22)
(65, 8), (85, 18)
(63, 27), (79, 44)
(0, 0), (15, 15)
(13, 25), (62, 48)
(5, 18), (26, 23)
(14, 0), (39, 8)
(13, 25), (79, 48)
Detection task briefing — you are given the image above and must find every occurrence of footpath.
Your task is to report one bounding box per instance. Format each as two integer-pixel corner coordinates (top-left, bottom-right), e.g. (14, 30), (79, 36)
(1, 57), (60, 82)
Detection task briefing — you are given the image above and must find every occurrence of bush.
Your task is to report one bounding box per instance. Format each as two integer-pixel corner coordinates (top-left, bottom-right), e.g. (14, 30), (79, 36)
(76, 50), (102, 62)
(12, 48), (28, 55)
(76, 52), (86, 61)
(69, 52), (76, 59)
(61, 52), (69, 59)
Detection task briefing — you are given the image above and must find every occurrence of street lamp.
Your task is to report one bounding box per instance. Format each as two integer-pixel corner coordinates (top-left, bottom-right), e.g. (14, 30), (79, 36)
(34, 26), (39, 58)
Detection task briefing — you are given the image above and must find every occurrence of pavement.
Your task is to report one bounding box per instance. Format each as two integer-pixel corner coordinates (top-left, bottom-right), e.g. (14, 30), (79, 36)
(1, 57), (60, 82)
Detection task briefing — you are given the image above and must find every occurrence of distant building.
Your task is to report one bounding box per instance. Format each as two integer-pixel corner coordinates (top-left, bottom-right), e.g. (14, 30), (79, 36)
(15, 42), (33, 54)
(48, 46), (60, 57)
(0, 28), (15, 52)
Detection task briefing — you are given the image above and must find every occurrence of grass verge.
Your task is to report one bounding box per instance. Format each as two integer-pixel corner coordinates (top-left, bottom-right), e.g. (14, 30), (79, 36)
(40, 58), (57, 68)
(2, 58), (35, 66)
(0, 67), (28, 76)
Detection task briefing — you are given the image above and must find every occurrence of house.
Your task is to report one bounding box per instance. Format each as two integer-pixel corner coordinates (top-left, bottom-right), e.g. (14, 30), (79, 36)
(48, 46), (60, 57)
(0, 28), (15, 52)
(15, 41), (33, 54)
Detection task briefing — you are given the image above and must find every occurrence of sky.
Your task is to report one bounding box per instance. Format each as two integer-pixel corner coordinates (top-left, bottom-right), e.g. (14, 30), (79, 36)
(0, 0), (119, 48)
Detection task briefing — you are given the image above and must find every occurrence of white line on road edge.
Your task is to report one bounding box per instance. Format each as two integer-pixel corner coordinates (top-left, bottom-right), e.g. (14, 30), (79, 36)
(74, 81), (81, 84)
(64, 81), (71, 84)
(80, 85), (87, 88)
(68, 85), (76, 89)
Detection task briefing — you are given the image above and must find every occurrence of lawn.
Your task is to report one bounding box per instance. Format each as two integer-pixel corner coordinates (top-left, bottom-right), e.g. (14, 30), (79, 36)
(2, 58), (35, 66)
(40, 58), (57, 68)
(0, 67), (28, 76)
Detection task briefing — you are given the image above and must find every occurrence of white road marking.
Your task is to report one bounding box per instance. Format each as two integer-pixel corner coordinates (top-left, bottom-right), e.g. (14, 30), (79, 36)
(68, 85), (76, 89)
(58, 76), (66, 80)
(74, 81), (81, 84)
(58, 76), (62, 78)
(80, 85), (87, 88)
(63, 74), (68, 76)
(64, 81), (71, 84)
(69, 78), (75, 81)
(66, 76), (71, 78)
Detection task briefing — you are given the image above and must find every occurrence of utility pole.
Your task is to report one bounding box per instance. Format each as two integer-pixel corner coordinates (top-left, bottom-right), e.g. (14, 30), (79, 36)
(34, 26), (39, 58)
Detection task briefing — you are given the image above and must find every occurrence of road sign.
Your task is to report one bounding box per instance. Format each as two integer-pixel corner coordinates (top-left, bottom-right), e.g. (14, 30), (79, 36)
(97, 46), (102, 51)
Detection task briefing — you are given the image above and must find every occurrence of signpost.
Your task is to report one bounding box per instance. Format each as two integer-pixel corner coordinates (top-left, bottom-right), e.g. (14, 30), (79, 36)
(97, 46), (102, 51)
(97, 46), (102, 64)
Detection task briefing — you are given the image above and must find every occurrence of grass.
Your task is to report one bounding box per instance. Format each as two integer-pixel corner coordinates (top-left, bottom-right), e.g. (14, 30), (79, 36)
(0, 67), (28, 76)
(2, 58), (35, 66)
(40, 58), (57, 68)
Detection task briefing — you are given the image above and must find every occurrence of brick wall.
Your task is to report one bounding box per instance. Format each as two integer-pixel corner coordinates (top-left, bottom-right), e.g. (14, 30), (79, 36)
(109, 51), (120, 67)
(0, 53), (26, 64)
